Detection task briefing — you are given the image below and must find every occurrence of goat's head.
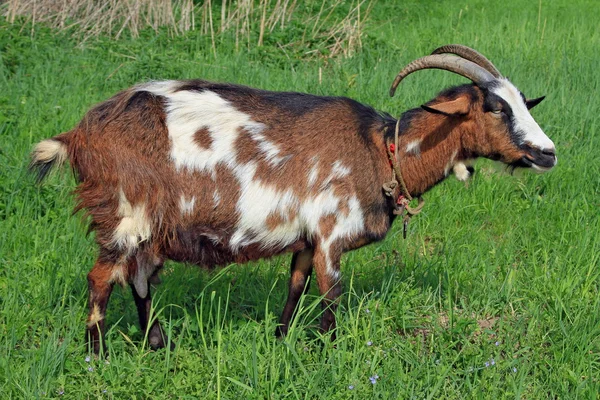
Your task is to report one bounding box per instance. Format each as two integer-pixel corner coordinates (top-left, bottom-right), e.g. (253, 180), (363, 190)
(390, 45), (557, 172)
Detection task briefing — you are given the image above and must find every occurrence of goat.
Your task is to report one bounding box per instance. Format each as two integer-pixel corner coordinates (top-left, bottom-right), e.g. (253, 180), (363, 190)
(30, 45), (556, 354)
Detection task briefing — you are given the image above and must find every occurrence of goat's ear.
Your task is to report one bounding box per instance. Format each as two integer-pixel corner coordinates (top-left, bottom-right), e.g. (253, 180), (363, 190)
(525, 96), (545, 110)
(421, 96), (470, 117)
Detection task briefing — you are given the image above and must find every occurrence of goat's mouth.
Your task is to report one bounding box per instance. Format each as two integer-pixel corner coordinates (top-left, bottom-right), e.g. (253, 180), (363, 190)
(514, 145), (557, 172)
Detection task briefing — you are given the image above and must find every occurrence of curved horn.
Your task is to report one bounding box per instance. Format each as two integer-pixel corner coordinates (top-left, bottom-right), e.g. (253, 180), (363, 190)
(431, 44), (502, 78)
(389, 54), (496, 97)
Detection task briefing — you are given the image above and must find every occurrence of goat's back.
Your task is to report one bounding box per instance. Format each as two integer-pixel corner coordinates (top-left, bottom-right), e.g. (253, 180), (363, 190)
(41, 80), (392, 266)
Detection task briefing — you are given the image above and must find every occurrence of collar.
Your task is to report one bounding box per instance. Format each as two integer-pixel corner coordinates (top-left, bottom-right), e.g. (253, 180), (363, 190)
(382, 119), (425, 238)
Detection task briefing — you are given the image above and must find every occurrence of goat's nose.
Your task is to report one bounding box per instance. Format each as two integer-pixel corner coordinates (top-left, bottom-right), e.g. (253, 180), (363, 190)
(541, 148), (557, 167)
(541, 148), (556, 157)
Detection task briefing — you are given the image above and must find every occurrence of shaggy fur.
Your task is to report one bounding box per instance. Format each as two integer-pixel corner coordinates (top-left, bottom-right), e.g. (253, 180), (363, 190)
(30, 78), (554, 354)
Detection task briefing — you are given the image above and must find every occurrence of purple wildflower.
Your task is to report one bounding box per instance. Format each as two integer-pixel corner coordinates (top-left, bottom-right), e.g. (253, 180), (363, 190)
(495, 341), (500, 346)
(85, 356), (91, 363)
(491, 359), (495, 366)
(369, 374), (379, 384)
(512, 367), (517, 373)
(365, 308), (370, 314)
(87, 366), (94, 372)
(58, 389), (64, 395)
(485, 361), (490, 368)
(367, 341), (373, 346)
(348, 385), (354, 390)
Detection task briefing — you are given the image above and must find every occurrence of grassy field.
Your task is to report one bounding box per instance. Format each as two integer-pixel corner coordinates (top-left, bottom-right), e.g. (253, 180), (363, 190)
(1, 0), (599, 398)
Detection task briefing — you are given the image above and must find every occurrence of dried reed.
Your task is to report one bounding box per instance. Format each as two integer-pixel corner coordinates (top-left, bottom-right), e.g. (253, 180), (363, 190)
(3, 0), (195, 43)
(3, 0), (374, 59)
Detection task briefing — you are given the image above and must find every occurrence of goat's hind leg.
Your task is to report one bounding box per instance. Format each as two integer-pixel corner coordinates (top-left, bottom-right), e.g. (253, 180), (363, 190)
(129, 253), (172, 350)
(86, 258), (117, 355)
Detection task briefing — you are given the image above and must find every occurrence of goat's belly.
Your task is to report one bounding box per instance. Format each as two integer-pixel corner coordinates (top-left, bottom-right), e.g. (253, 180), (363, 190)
(162, 227), (308, 267)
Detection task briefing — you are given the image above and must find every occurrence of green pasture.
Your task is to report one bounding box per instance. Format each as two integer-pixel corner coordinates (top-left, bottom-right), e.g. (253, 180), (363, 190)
(1, 0), (598, 398)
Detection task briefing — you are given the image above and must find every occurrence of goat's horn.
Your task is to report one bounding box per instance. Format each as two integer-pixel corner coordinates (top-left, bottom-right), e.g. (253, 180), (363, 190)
(431, 44), (502, 78)
(389, 54), (495, 97)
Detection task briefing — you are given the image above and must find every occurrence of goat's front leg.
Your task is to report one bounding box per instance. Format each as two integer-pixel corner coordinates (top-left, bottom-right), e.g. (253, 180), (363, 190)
(312, 244), (342, 340)
(86, 259), (115, 355)
(276, 248), (314, 337)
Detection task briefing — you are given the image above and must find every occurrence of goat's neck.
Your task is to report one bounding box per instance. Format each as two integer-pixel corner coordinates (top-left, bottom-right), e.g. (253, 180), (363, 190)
(392, 112), (472, 197)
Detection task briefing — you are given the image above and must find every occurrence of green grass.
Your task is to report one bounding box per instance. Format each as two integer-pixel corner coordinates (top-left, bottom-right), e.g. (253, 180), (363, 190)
(1, 0), (599, 398)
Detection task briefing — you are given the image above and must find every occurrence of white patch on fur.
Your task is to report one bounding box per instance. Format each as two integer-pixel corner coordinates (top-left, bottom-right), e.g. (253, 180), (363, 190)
(329, 269), (341, 281)
(213, 190), (221, 208)
(109, 264), (128, 286)
(301, 193), (340, 236)
(179, 195), (196, 215)
(32, 139), (68, 166)
(405, 139), (422, 155)
(308, 156), (319, 188)
(231, 171), (364, 253)
(321, 243), (333, 277)
(444, 150), (459, 176)
(319, 196), (364, 277)
(87, 304), (103, 327)
(453, 162), (470, 181)
(323, 197), (364, 245)
(331, 160), (351, 178)
(492, 79), (555, 152)
(230, 163), (302, 249)
(112, 189), (152, 253)
(139, 82), (367, 253)
(321, 160), (351, 189)
(250, 131), (287, 166)
(140, 82), (266, 172)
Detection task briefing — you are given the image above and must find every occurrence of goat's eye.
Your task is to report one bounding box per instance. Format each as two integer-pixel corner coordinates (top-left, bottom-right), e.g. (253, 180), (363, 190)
(491, 109), (503, 115)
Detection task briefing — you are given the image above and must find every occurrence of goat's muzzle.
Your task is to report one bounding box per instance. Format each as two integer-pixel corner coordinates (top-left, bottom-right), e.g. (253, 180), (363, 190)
(521, 144), (557, 172)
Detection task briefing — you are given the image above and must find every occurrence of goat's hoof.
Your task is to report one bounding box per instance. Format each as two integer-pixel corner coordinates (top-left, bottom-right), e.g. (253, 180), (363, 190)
(149, 338), (175, 351)
(274, 325), (288, 339)
(88, 343), (108, 357)
(148, 324), (174, 351)
(86, 330), (108, 356)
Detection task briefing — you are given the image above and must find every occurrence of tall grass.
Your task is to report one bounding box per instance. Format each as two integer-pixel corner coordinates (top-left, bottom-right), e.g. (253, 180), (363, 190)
(0, 0), (598, 398)
(3, 0), (195, 41)
(3, 0), (374, 58)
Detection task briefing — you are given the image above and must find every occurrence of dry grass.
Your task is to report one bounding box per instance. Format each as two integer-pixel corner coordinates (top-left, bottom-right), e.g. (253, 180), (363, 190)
(3, 0), (373, 59)
(303, 0), (374, 59)
(3, 0), (194, 42)
(206, 0), (374, 58)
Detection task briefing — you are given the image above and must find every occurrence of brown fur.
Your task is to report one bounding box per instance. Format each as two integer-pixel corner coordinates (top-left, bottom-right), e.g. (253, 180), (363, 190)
(31, 79), (538, 353)
(194, 127), (213, 149)
(265, 212), (287, 231)
(397, 86), (526, 196)
(318, 214), (337, 239)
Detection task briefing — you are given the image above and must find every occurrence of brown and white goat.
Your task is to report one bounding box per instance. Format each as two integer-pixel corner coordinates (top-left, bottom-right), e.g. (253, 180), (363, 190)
(30, 45), (556, 353)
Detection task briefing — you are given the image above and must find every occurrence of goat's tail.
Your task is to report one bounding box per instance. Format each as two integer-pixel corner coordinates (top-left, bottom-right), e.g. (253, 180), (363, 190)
(29, 132), (71, 183)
